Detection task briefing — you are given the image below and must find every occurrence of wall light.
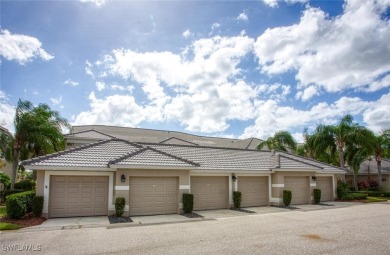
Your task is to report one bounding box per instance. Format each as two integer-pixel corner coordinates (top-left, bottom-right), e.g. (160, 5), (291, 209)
(121, 174), (126, 183)
(311, 176), (317, 181)
(382, 178), (387, 182)
(232, 175), (237, 182)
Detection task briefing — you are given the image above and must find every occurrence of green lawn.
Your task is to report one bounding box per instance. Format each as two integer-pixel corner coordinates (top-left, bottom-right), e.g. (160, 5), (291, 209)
(0, 222), (21, 231)
(363, 197), (389, 203)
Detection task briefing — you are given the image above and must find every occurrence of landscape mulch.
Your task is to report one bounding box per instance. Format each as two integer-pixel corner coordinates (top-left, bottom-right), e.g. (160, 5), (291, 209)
(0, 213), (46, 228)
(180, 212), (204, 218)
(108, 215), (133, 224)
(230, 208), (257, 214)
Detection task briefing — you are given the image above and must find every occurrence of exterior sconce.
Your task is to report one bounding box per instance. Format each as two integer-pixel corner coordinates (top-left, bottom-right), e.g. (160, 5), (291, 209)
(232, 175), (237, 182)
(382, 178), (387, 182)
(311, 176), (317, 181)
(121, 174), (126, 183)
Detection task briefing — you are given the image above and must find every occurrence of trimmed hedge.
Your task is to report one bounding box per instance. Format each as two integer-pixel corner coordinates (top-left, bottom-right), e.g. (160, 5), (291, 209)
(14, 180), (36, 190)
(32, 196), (44, 217)
(337, 180), (351, 200)
(115, 197), (125, 217)
(1, 189), (25, 201)
(233, 191), (242, 208)
(352, 191), (390, 197)
(313, 189), (321, 204)
(342, 192), (368, 201)
(283, 190), (292, 207)
(183, 193), (194, 213)
(6, 191), (36, 219)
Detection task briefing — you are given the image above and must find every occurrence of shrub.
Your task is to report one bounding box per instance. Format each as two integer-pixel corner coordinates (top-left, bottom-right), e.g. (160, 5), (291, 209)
(283, 190), (292, 207)
(1, 189), (24, 201)
(115, 197), (125, 217)
(183, 193), (194, 213)
(342, 192), (368, 200)
(6, 191), (36, 219)
(233, 191), (242, 208)
(0, 172), (10, 190)
(368, 180), (380, 191)
(14, 179), (36, 190)
(313, 189), (321, 204)
(32, 196), (44, 217)
(337, 180), (351, 200)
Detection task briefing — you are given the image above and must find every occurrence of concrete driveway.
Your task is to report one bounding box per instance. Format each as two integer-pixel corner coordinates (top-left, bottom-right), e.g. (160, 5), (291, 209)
(1, 203), (389, 254)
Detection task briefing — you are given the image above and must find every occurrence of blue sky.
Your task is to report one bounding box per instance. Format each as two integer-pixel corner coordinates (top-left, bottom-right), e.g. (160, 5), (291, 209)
(1, 0), (389, 142)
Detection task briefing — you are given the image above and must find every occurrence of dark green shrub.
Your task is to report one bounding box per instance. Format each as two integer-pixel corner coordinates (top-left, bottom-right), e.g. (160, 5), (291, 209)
(115, 197), (125, 217)
(283, 190), (292, 207)
(32, 196), (44, 217)
(6, 191), (36, 219)
(14, 179), (36, 190)
(1, 189), (24, 201)
(337, 180), (351, 200)
(342, 192), (368, 200)
(313, 189), (321, 204)
(233, 191), (242, 208)
(183, 193), (194, 213)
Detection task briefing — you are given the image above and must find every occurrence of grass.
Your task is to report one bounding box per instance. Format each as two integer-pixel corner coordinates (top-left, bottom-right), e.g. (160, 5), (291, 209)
(363, 196), (389, 203)
(0, 222), (21, 231)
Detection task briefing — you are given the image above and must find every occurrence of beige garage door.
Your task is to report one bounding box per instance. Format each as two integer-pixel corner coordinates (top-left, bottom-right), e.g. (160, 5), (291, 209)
(316, 177), (333, 201)
(129, 177), (178, 216)
(284, 176), (309, 205)
(50, 176), (108, 218)
(191, 176), (228, 210)
(239, 177), (268, 207)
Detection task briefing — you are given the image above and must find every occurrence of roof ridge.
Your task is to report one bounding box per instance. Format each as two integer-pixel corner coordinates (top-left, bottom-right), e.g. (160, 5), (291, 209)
(277, 154), (323, 169)
(109, 146), (200, 167)
(159, 136), (199, 146)
(68, 129), (117, 139)
(22, 138), (143, 166)
(136, 141), (271, 152)
(275, 150), (343, 170)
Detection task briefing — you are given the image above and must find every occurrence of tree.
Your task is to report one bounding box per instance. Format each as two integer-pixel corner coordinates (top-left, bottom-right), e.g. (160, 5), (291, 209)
(0, 99), (70, 189)
(257, 131), (297, 152)
(370, 129), (390, 188)
(345, 144), (372, 191)
(313, 115), (371, 168)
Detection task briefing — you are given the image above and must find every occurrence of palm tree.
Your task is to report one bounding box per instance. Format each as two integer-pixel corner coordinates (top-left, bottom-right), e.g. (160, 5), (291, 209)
(370, 129), (390, 187)
(0, 99), (70, 189)
(313, 115), (372, 168)
(257, 131), (297, 152)
(345, 144), (372, 191)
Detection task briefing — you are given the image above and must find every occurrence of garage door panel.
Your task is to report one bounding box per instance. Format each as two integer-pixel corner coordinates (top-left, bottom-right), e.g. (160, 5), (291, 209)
(285, 176), (309, 205)
(316, 177), (333, 201)
(191, 176), (228, 210)
(239, 177), (268, 207)
(50, 176), (108, 218)
(129, 177), (178, 216)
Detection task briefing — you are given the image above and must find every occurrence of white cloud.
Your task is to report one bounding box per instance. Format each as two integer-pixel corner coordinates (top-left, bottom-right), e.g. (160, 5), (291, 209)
(80, 35), (255, 133)
(363, 93), (390, 133)
(209, 23), (221, 35)
(85, 60), (95, 78)
(0, 29), (54, 64)
(64, 79), (79, 87)
(80, 0), (106, 7)
(237, 11), (248, 22)
(295, 85), (319, 101)
(50, 96), (62, 105)
(257, 83), (291, 102)
(240, 95), (374, 140)
(263, 0), (308, 8)
(254, 0), (390, 96)
(96, 81), (106, 91)
(110, 84), (134, 92)
(182, 29), (194, 39)
(72, 92), (146, 127)
(0, 91), (15, 132)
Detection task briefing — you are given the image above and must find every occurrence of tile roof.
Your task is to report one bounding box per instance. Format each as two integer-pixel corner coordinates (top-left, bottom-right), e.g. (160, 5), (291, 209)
(346, 158), (390, 174)
(68, 129), (116, 140)
(110, 147), (199, 167)
(159, 137), (199, 146)
(68, 125), (262, 149)
(23, 138), (345, 173)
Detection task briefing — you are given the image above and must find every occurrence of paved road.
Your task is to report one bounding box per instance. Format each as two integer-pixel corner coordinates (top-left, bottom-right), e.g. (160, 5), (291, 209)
(1, 203), (390, 255)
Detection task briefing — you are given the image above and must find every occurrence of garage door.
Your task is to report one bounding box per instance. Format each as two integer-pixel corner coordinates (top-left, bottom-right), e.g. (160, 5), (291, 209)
(316, 177), (333, 201)
(50, 176), (108, 218)
(129, 177), (178, 216)
(239, 177), (268, 207)
(191, 176), (228, 210)
(284, 176), (309, 205)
